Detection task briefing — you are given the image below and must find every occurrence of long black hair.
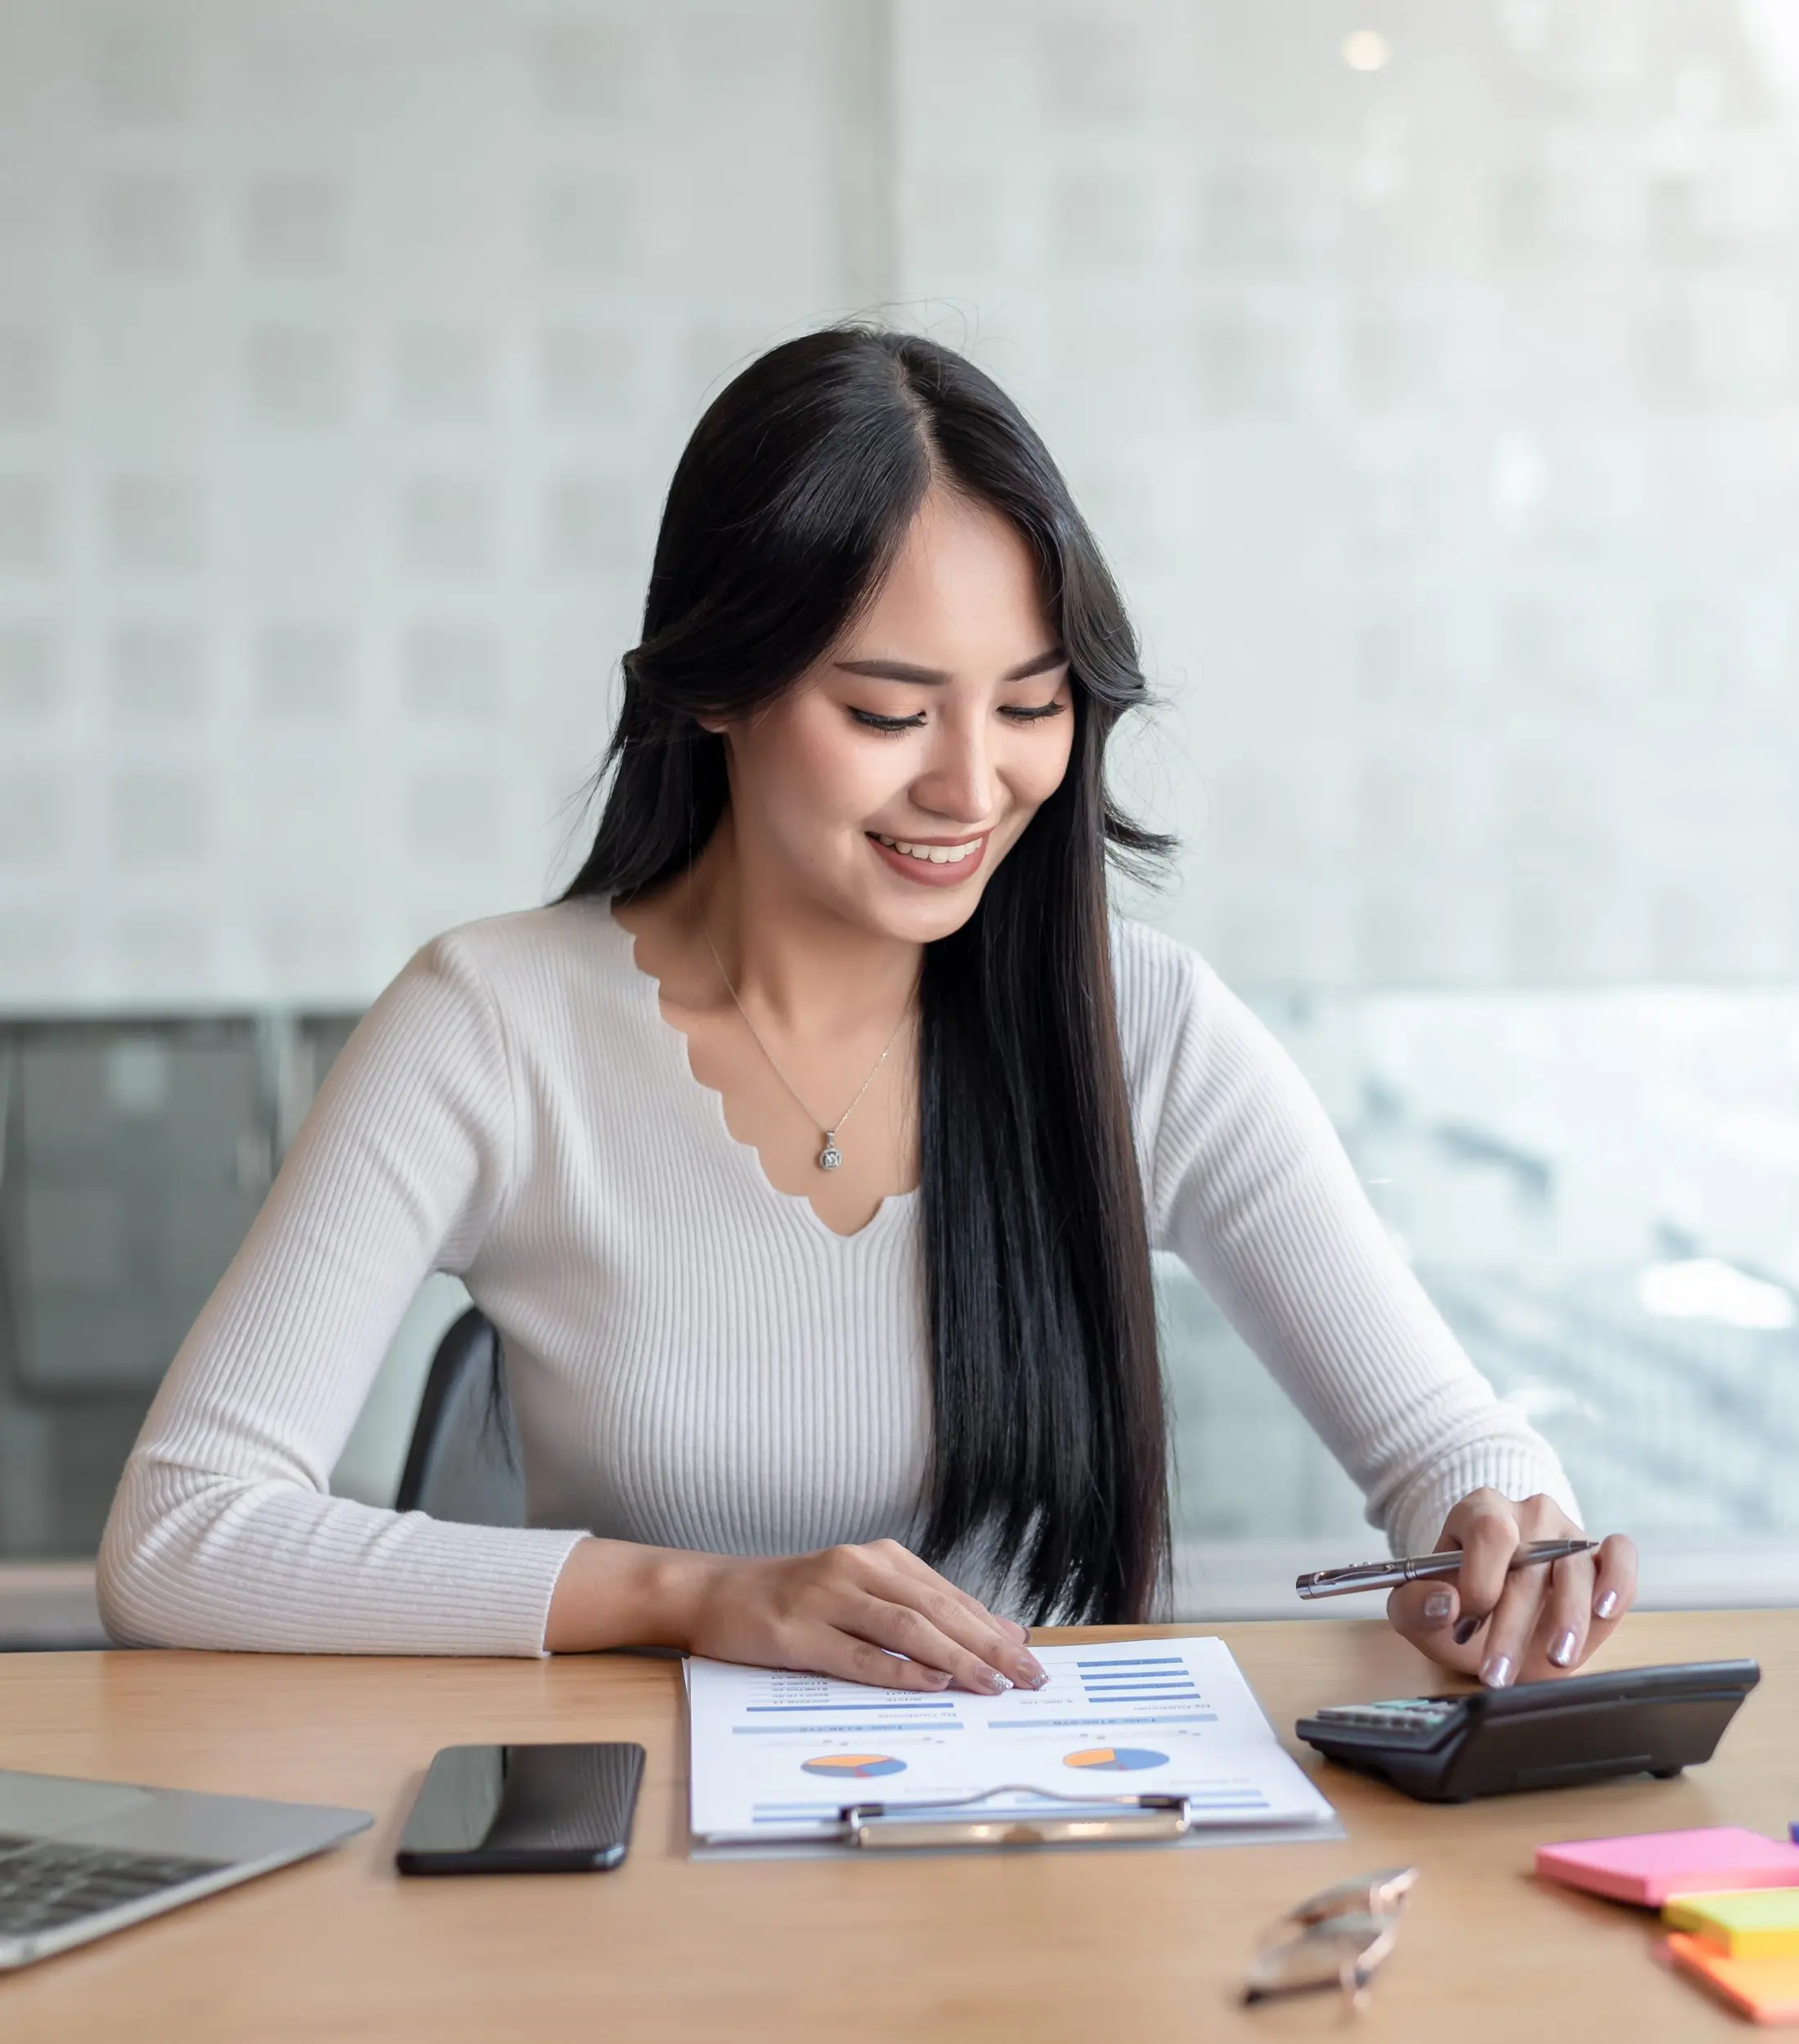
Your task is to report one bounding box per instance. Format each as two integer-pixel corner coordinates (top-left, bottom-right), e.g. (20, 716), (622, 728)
(558, 327), (1171, 1622)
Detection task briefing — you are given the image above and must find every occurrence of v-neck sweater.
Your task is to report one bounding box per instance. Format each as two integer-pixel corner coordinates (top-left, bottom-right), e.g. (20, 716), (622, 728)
(97, 899), (1577, 1655)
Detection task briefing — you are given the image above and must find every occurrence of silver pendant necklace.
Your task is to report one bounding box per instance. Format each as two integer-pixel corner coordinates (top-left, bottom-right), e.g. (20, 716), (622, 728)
(702, 921), (911, 1172)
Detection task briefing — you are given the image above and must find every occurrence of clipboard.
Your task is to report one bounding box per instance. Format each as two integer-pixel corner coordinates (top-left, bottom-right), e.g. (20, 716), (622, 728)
(833, 1783), (1192, 1850)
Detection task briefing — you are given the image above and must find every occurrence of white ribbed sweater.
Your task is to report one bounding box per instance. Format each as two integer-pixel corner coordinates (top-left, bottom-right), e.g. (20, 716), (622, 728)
(97, 899), (1577, 1656)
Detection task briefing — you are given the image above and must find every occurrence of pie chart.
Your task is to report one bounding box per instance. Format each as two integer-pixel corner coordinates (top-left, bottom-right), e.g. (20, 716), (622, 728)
(1064, 1746), (1169, 1773)
(801, 1754), (908, 1779)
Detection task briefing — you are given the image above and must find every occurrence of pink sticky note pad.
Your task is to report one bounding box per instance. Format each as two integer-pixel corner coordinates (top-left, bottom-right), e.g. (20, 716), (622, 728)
(1537, 1828), (1799, 1907)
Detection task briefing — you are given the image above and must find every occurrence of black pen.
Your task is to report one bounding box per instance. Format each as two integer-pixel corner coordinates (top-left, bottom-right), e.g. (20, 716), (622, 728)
(1295, 1537), (1597, 1601)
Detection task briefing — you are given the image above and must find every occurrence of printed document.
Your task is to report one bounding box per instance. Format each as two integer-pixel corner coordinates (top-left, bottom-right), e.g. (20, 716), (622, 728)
(687, 1634), (1337, 1845)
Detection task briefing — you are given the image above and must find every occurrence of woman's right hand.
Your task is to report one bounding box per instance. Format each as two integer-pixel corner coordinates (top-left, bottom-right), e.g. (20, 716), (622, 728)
(682, 1540), (1048, 1694)
(547, 1534), (1048, 1694)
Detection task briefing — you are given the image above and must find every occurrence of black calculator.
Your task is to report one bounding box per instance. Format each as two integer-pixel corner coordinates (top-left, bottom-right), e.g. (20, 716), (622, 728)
(1295, 1660), (1760, 1804)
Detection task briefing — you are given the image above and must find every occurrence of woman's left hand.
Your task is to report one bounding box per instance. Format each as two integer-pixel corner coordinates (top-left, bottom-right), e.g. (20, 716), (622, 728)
(1386, 1489), (1638, 1688)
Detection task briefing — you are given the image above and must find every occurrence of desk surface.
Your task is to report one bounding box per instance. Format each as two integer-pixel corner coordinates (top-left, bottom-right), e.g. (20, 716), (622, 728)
(1, 1610), (1792, 2043)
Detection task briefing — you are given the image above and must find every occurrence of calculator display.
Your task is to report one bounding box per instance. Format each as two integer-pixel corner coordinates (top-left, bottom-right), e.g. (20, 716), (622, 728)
(1309, 1699), (1460, 1738)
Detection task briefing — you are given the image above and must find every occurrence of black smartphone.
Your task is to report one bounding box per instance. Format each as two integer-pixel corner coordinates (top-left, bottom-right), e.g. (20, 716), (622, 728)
(396, 1742), (645, 1874)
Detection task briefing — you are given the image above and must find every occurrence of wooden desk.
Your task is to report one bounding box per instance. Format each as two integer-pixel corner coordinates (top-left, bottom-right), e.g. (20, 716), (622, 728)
(2, 1611), (1792, 2042)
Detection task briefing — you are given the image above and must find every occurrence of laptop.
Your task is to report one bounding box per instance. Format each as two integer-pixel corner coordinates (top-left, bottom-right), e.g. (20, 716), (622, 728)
(0, 1767), (371, 1970)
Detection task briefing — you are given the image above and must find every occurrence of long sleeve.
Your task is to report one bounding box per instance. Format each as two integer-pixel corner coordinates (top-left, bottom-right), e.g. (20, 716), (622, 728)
(1119, 923), (1580, 1560)
(96, 932), (588, 1656)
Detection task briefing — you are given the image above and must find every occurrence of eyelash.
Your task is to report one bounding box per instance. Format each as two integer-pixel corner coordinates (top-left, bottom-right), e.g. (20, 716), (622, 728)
(849, 704), (1067, 733)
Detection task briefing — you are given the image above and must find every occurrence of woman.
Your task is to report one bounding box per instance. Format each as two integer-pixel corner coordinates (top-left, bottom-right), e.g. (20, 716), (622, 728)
(100, 328), (1635, 1695)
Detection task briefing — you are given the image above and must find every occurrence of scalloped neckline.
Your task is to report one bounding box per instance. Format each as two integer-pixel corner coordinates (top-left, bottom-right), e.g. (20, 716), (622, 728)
(601, 900), (919, 1245)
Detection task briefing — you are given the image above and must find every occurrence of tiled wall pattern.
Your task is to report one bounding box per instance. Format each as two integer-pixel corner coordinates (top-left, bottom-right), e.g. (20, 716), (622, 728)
(895, 0), (1799, 986)
(0, 1), (876, 1010)
(5, 2), (1799, 1008)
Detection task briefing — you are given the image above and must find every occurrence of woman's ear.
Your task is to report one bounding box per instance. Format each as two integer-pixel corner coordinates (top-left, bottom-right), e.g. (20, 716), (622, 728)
(694, 713), (729, 736)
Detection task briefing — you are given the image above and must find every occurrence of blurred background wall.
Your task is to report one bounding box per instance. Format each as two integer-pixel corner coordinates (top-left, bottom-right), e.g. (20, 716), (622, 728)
(2, 1), (1797, 1593)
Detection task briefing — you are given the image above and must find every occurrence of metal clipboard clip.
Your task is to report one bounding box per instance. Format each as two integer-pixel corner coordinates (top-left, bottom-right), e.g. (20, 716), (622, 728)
(836, 1782), (1191, 1851)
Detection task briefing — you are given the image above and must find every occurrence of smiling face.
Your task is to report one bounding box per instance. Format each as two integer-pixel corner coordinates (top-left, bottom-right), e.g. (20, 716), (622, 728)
(709, 485), (1077, 944)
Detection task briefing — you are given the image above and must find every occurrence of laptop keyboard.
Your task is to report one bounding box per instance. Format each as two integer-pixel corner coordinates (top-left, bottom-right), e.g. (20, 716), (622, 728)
(0, 1831), (227, 1938)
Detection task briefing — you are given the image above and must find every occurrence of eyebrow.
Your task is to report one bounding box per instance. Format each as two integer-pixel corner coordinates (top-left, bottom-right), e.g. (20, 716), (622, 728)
(832, 648), (1068, 686)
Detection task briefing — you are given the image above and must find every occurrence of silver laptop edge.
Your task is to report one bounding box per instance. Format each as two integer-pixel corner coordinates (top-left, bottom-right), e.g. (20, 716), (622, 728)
(0, 1768), (372, 1970)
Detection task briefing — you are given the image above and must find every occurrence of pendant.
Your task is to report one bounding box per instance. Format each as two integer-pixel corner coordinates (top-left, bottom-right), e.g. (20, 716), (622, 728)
(818, 1135), (843, 1172)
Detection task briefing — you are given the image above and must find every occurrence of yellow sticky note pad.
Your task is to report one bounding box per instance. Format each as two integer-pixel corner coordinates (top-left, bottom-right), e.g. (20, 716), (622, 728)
(1666, 1889), (1799, 1960)
(1666, 1933), (1799, 2024)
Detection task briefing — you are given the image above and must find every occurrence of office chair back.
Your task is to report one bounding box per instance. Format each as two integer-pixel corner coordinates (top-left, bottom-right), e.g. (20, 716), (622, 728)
(395, 1307), (525, 1527)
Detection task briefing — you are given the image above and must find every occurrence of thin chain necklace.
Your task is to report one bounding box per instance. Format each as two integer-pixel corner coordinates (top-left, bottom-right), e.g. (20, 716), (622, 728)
(702, 921), (912, 1173)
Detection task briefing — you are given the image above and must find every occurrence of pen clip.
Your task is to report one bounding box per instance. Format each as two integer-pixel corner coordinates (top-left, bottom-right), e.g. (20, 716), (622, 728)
(837, 1785), (1191, 1851)
(1294, 1562), (1384, 1595)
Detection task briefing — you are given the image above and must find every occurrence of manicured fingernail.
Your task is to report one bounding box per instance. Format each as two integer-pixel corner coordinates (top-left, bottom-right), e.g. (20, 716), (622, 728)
(1422, 1590), (1454, 1624)
(1016, 1653), (1048, 1688)
(981, 1669), (1012, 1693)
(1480, 1653), (1514, 1688)
(1452, 1614), (1483, 1646)
(925, 1670), (952, 1687)
(1549, 1629), (1577, 1668)
(1595, 1589), (1619, 1620)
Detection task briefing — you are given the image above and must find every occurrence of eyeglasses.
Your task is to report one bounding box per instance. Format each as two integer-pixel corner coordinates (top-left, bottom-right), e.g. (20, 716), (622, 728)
(1242, 1866), (1419, 2013)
